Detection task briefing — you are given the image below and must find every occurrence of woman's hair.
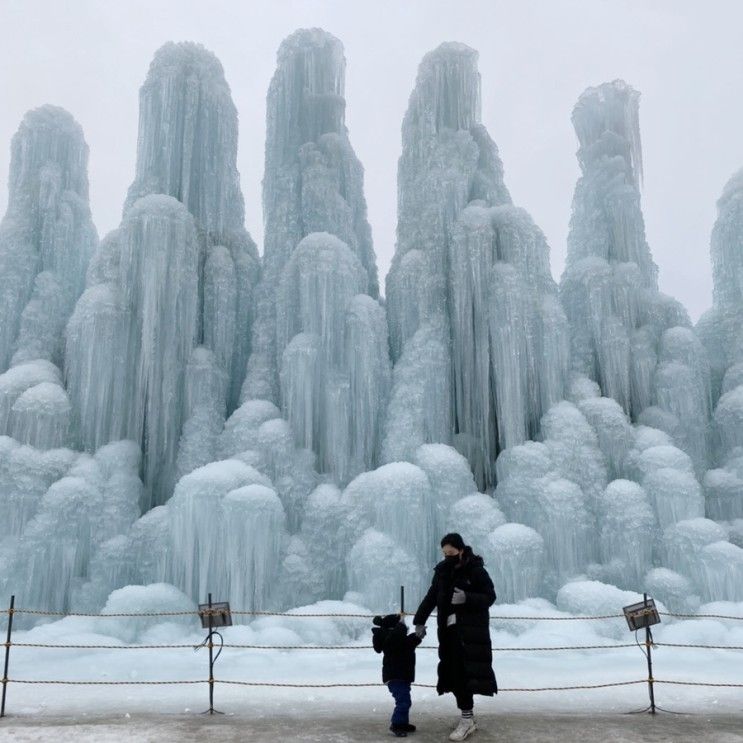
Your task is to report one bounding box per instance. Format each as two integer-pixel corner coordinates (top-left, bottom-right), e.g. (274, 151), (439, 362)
(440, 532), (466, 551)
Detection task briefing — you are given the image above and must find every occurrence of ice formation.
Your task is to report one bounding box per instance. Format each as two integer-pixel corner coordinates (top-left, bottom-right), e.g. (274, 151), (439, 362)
(66, 42), (259, 506)
(0, 106), (97, 373)
(0, 440), (142, 617)
(0, 108), (96, 451)
(560, 80), (711, 473)
(698, 169), (743, 521)
(241, 30), (388, 487)
(67, 195), (200, 506)
(1, 33), (742, 622)
(384, 43), (568, 488)
(125, 42), (260, 410)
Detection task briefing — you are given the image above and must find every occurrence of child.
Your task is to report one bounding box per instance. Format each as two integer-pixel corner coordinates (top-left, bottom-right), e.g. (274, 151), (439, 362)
(372, 613), (425, 737)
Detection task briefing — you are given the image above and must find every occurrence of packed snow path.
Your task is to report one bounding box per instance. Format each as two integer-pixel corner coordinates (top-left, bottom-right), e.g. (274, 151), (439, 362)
(1, 712), (742, 742)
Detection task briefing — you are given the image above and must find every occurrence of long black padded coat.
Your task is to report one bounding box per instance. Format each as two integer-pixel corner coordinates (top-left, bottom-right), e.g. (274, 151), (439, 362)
(412, 549), (497, 696)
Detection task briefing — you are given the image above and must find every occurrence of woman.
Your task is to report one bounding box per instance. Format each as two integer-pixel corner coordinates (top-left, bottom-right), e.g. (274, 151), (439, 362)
(413, 533), (496, 741)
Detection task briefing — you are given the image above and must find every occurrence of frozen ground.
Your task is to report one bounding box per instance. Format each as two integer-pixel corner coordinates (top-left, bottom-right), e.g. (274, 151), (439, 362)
(1, 598), (742, 740)
(1, 712), (743, 743)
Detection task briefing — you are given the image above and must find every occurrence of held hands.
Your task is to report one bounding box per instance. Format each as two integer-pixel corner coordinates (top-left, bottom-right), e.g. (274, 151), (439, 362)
(414, 624), (427, 639)
(451, 587), (466, 605)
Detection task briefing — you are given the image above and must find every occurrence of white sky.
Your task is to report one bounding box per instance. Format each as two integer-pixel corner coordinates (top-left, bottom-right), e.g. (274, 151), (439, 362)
(2, 0), (742, 321)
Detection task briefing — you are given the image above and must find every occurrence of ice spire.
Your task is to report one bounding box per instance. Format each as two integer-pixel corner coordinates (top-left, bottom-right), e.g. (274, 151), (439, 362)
(561, 81), (710, 473)
(66, 42), (259, 505)
(66, 195), (200, 507)
(0, 106), (97, 448)
(125, 42), (260, 410)
(698, 168), (743, 390)
(384, 43), (568, 488)
(242, 29), (388, 486)
(243, 28), (379, 404)
(697, 169), (743, 519)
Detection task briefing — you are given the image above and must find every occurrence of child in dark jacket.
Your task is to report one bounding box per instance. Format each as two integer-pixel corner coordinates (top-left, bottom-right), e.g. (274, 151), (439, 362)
(372, 613), (424, 737)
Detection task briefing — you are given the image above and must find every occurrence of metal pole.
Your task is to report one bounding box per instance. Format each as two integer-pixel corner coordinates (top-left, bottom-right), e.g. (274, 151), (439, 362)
(400, 585), (405, 615)
(643, 593), (656, 715)
(1, 595), (15, 719)
(207, 593), (215, 715)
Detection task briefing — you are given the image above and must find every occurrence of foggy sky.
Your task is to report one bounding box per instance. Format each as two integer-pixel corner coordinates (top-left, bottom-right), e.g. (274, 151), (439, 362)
(2, 0), (742, 322)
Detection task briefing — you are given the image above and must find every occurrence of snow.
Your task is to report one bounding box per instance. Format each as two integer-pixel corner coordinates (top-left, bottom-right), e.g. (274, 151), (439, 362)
(5, 595), (743, 724)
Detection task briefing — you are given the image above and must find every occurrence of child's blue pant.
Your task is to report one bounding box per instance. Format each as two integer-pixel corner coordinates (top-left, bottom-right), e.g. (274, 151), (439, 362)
(387, 680), (412, 725)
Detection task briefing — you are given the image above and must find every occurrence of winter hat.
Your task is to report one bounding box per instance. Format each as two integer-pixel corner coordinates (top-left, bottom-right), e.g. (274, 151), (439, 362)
(373, 613), (401, 628)
(441, 532), (466, 551)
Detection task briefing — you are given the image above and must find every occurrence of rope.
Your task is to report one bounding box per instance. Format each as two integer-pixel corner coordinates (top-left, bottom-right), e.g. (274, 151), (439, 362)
(655, 642), (743, 651)
(655, 679), (743, 688)
(12, 607), (627, 620)
(8, 678), (743, 690)
(496, 680), (647, 692)
(5, 641), (638, 651)
(217, 679), (648, 692)
(9, 643), (196, 650)
(489, 614), (623, 621)
(218, 680), (387, 688)
(13, 609), (197, 618)
(217, 643), (638, 652)
(7, 679), (205, 685)
(659, 612), (743, 621)
(12, 606), (743, 621)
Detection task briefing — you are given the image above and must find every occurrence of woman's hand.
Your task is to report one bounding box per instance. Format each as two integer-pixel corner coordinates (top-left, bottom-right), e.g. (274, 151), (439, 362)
(451, 587), (466, 605)
(414, 624), (427, 638)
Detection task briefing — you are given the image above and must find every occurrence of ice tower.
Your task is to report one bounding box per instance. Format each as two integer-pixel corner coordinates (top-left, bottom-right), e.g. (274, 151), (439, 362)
(66, 42), (258, 506)
(125, 42), (260, 410)
(242, 30), (388, 486)
(0, 107), (97, 449)
(698, 169), (743, 519)
(384, 44), (569, 488)
(561, 81), (711, 473)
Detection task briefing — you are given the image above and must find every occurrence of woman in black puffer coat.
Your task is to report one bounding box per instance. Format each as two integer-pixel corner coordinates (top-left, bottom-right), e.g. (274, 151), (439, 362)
(413, 533), (496, 741)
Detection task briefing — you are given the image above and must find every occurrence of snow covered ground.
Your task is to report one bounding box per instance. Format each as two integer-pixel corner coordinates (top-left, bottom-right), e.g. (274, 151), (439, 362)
(2, 712), (743, 743)
(2, 598), (742, 726)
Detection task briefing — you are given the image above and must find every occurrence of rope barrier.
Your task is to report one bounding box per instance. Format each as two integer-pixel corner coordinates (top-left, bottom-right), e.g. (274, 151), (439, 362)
(655, 679), (743, 688)
(495, 680), (648, 692)
(217, 679), (650, 692)
(7, 679), (205, 685)
(654, 642), (743, 651)
(6, 677), (743, 690)
(3, 601), (743, 718)
(659, 611), (743, 621)
(12, 607), (628, 620)
(5, 641), (639, 651)
(13, 609), (197, 618)
(11, 607), (743, 621)
(9, 643), (197, 650)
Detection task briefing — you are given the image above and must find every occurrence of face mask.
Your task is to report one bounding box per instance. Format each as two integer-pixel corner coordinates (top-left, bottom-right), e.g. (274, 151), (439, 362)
(444, 554), (459, 563)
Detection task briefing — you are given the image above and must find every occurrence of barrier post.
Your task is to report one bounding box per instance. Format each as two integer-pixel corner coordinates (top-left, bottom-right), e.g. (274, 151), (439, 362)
(643, 593), (656, 714)
(1, 595), (15, 718)
(207, 593), (216, 714)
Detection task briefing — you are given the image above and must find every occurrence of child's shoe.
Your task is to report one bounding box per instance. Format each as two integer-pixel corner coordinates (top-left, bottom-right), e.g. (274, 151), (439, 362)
(389, 723), (408, 737)
(449, 717), (477, 741)
(402, 723), (416, 732)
